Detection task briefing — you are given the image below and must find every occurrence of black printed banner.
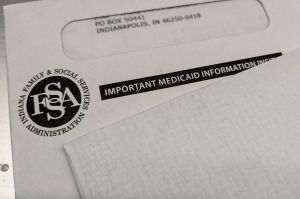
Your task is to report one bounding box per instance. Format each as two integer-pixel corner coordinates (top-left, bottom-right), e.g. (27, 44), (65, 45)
(99, 53), (282, 100)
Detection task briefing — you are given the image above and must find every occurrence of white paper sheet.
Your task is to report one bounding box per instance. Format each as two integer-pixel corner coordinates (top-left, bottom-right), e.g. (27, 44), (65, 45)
(66, 50), (300, 199)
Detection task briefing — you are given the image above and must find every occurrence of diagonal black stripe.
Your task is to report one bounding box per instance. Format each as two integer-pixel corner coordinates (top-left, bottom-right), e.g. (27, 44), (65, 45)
(99, 53), (282, 100)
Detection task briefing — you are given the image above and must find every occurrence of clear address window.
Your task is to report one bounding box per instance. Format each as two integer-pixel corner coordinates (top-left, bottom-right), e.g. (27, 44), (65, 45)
(62, 0), (269, 60)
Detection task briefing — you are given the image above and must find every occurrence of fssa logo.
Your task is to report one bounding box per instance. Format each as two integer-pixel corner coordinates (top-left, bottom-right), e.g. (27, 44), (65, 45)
(30, 81), (80, 121)
(18, 70), (91, 137)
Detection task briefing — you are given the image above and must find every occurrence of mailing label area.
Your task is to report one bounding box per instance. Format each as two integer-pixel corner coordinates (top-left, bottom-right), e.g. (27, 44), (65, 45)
(62, 0), (269, 59)
(100, 53), (282, 100)
(94, 3), (202, 34)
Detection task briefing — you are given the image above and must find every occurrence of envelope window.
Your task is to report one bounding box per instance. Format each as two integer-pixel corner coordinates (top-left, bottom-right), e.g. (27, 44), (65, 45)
(62, 0), (269, 60)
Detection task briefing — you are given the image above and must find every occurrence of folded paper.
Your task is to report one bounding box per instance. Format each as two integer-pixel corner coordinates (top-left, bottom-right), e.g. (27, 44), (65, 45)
(66, 50), (300, 199)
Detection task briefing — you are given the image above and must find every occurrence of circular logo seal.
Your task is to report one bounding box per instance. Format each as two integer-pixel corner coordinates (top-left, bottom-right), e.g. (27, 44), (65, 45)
(18, 69), (91, 137)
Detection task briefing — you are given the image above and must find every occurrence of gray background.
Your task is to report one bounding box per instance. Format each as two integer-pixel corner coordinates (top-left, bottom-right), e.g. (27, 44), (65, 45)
(0, 0), (37, 198)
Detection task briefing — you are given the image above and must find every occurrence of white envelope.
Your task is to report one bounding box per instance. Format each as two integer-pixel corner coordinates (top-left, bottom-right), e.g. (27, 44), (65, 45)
(65, 49), (300, 199)
(3, 0), (300, 198)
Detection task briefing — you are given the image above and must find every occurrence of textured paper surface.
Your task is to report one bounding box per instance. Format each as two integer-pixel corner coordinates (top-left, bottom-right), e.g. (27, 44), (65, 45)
(66, 50), (300, 199)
